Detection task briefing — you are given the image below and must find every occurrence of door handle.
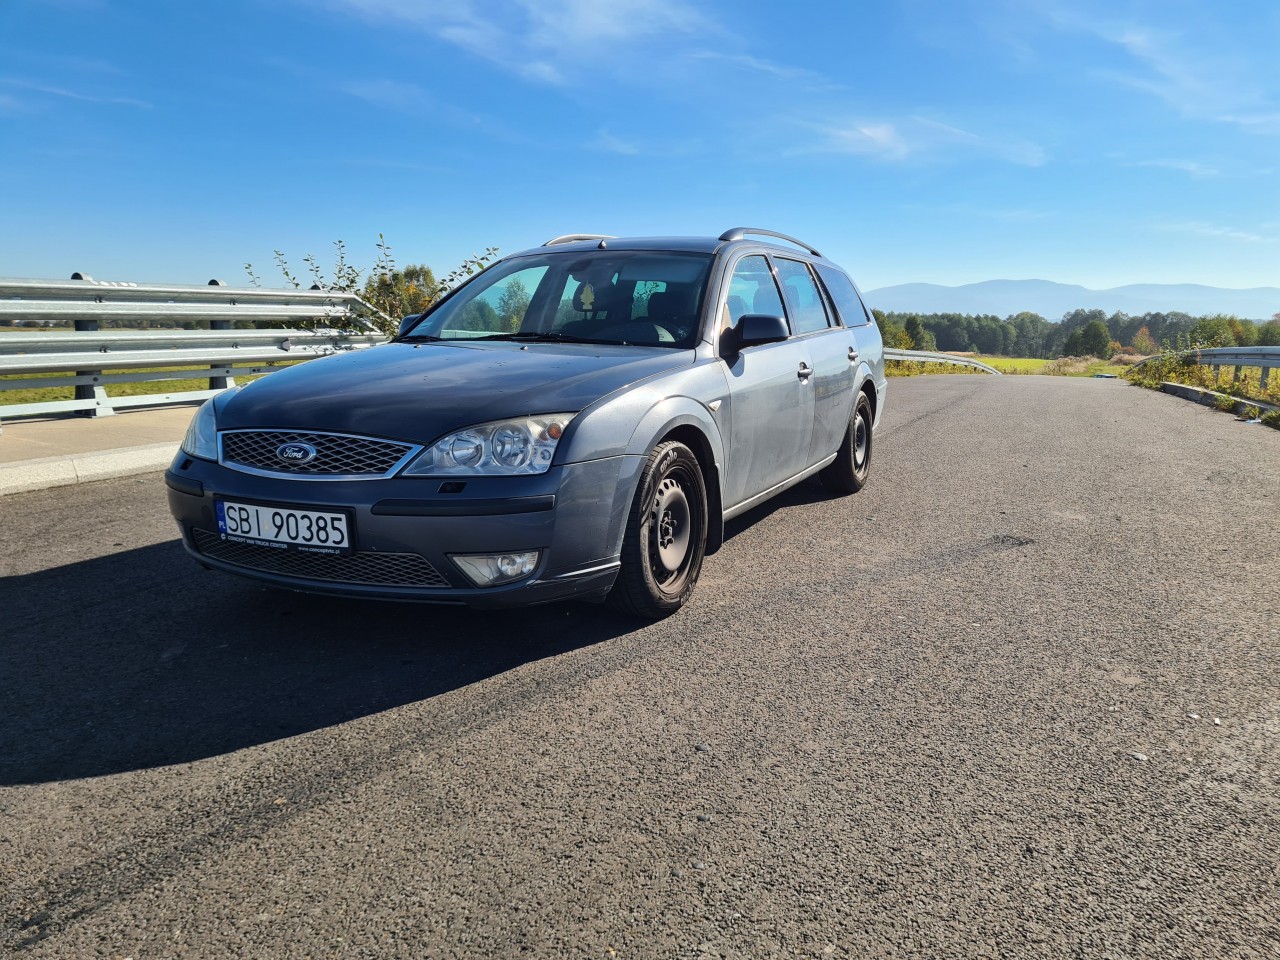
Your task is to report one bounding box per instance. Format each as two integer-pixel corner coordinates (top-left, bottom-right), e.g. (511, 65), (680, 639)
(797, 363), (813, 380)
(848, 346), (860, 362)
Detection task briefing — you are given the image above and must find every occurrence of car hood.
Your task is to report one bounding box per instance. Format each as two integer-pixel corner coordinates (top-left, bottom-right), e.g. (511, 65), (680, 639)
(216, 340), (694, 442)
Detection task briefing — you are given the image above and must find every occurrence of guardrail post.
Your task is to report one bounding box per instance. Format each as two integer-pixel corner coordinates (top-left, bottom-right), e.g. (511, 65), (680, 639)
(206, 280), (234, 390)
(71, 274), (115, 417)
(1263, 368), (1271, 393)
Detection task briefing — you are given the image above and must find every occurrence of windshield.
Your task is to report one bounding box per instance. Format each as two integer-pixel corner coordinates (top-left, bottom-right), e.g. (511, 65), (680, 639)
(401, 250), (713, 348)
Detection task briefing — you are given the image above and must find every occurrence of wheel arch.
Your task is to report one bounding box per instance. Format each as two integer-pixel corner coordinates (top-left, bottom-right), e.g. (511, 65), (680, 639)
(658, 423), (724, 555)
(621, 398), (725, 558)
(859, 376), (878, 422)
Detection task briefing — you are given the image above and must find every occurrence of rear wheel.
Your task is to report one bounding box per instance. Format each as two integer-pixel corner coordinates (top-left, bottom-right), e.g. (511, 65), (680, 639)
(608, 441), (708, 619)
(820, 390), (873, 494)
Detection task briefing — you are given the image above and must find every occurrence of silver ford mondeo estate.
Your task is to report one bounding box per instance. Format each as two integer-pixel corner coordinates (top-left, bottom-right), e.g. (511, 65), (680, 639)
(166, 228), (887, 618)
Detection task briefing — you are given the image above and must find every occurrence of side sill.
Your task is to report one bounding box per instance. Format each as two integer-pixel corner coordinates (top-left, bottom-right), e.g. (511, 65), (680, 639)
(721, 454), (836, 522)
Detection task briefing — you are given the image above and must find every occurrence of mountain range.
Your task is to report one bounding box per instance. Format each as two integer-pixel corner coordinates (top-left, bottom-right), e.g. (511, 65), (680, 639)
(861, 280), (1280, 321)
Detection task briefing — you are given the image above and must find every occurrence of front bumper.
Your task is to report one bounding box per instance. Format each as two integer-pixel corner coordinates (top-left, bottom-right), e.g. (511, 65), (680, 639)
(164, 452), (643, 608)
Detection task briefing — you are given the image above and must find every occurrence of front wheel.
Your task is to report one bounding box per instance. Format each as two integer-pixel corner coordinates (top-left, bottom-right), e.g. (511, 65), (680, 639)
(820, 390), (873, 494)
(608, 440), (708, 619)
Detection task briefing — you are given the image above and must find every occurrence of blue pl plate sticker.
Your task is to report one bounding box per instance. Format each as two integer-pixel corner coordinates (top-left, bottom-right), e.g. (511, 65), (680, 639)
(216, 500), (227, 536)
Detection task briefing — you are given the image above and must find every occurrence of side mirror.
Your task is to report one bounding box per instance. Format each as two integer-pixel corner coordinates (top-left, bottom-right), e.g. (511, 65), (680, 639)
(736, 314), (790, 347)
(397, 314), (421, 338)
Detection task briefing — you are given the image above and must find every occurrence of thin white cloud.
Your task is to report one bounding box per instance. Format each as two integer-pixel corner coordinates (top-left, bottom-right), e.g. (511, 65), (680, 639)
(1161, 221), (1276, 244)
(340, 77), (524, 142)
(0, 78), (151, 108)
(322, 0), (712, 84)
(1041, 5), (1277, 134)
(1218, 112), (1280, 135)
(591, 129), (640, 156)
(687, 51), (839, 91)
(795, 114), (1045, 166)
(341, 78), (421, 111)
(1130, 158), (1218, 177)
(907, 202), (1050, 223)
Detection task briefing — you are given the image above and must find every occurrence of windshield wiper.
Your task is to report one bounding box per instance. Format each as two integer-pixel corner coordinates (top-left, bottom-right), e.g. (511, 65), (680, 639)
(473, 331), (623, 345)
(395, 333), (443, 342)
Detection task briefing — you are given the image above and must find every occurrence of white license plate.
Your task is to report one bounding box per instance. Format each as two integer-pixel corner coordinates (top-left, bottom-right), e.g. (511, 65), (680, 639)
(216, 500), (352, 555)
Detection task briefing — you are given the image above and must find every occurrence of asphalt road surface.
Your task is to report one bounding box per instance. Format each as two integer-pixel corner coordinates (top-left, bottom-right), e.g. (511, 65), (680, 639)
(2, 375), (1278, 959)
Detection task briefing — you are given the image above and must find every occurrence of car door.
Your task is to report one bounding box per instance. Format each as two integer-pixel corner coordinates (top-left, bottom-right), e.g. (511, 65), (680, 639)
(772, 256), (857, 464)
(717, 254), (815, 507)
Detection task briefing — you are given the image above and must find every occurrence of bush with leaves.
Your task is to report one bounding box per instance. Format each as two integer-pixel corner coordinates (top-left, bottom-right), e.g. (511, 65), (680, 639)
(245, 235), (499, 337)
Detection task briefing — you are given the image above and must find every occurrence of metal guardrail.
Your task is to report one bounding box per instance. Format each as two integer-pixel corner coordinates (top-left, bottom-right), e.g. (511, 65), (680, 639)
(0, 276), (389, 421)
(1132, 345), (1278, 392)
(884, 348), (1002, 375)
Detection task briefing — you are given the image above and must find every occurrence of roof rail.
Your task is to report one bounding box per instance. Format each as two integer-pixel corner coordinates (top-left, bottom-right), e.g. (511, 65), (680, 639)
(543, 234), (616, 246)
(717, 227), (823, 257)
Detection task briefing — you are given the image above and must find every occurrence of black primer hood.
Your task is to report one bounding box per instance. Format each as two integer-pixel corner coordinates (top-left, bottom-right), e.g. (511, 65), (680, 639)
(216, 340), (694, 442)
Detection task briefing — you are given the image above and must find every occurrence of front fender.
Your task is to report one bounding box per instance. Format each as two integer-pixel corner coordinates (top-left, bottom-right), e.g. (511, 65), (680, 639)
(560, 359), (730, 557)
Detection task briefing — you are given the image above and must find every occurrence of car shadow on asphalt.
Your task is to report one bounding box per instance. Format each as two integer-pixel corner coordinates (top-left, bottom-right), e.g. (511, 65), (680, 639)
(0, 539), (636, 787)
(2, 478), (845, 787)
(723, 475), (835, 541)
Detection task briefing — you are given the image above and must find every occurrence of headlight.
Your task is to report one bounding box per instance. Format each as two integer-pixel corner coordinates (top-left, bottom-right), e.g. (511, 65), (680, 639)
(402, 414), (576, 476)
(181, 398), (219, 460)
(180, 386), (239, 461)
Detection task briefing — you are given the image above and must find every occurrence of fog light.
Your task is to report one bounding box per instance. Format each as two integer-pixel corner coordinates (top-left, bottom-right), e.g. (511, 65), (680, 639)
(450, 550), (540, 587)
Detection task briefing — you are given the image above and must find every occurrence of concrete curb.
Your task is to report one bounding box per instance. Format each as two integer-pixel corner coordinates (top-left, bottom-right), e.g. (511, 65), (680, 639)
(0, 442), (177, 497)
(1159, 381), (1279, 416)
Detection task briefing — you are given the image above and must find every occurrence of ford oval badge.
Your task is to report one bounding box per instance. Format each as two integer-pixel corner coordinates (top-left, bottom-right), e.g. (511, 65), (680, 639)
(276, 441), (318, 465)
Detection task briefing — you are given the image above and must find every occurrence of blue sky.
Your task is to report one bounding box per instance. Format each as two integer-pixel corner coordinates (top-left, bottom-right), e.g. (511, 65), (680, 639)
(1, 0), (1276, 291)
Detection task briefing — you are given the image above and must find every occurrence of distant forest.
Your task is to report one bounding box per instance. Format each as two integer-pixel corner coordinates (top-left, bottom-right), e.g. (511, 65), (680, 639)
(872, 308), (1280, 359)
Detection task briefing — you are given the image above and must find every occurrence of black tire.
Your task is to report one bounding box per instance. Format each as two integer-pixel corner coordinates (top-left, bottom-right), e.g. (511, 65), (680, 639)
(608, 440), (708, 619)
(820, 390), (873, 494)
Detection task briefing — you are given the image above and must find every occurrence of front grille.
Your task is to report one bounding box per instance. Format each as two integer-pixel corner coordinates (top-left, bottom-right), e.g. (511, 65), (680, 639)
(220, 430), (417, 477)
(192, 529), (451, 588)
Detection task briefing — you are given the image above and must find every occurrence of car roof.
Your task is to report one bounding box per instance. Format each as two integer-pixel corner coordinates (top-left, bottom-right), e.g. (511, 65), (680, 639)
(507, 230), (838, 265)
(509, 236), (723, 257)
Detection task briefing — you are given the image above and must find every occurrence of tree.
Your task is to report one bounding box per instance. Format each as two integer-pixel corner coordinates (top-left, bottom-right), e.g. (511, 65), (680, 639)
(495, 277), (531, 332)
(1078, 320), (1113, 358)
(1189, 314), (1235, 347)
(246, 236), (498, 337)
(872, 309), (913, 349)
(455, 299), (501, 331)
(1130, 325), (1159, 355)
(904, 315), (936, 351)
(363, 264), (440, 322)
(1257, 318), (1280, 346)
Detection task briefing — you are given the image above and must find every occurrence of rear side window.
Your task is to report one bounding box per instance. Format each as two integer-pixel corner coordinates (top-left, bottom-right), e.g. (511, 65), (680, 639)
(814, 265), (872, 327)
(774, 258), (831, 334)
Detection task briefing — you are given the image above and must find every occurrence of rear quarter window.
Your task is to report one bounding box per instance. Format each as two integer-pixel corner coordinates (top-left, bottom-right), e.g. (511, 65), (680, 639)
(815, 265), (872, 327)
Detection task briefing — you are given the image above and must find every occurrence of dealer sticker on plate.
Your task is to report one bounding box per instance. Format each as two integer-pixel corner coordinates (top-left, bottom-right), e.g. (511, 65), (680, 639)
(216, 500), (352, 555)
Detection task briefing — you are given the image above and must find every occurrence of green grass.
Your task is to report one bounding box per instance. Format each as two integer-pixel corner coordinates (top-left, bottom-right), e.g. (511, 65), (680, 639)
(973, 356), (1050, 374)
(1126, 355), (1280, 409)
(887, 353), (1129, 379)
(1, 362), (302, 406)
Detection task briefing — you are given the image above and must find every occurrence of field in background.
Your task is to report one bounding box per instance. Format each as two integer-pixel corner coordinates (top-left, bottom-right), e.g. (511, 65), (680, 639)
(887, 354), (1129, 378)
(1, 363), (302, 406)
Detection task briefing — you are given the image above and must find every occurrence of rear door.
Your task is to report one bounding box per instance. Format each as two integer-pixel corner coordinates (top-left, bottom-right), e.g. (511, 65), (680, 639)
(772, 256), (856, 464)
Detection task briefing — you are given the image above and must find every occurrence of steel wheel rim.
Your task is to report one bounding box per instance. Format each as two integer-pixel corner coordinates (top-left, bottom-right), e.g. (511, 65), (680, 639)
(853, 411), (869, 468)
(652, 476), (692, 577)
